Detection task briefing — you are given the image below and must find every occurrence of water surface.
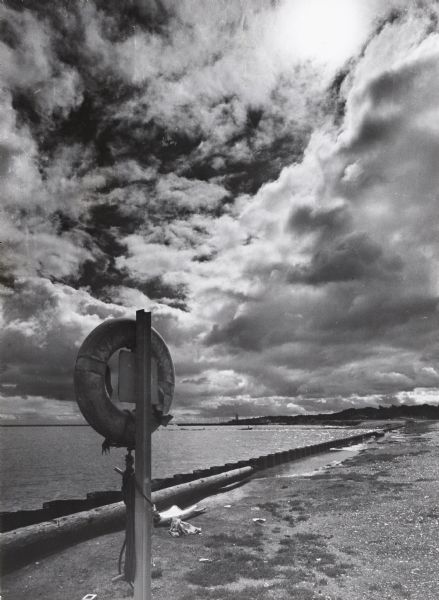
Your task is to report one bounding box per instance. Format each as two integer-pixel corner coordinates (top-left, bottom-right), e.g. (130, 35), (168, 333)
(0, 424), (365, 511)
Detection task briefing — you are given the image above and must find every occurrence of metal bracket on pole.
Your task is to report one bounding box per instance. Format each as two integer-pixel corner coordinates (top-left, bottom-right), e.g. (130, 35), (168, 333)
(134, 310), (152, 600)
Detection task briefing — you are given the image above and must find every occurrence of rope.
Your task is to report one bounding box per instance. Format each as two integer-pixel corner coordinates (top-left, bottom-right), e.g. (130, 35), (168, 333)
(118, 537), (126, 576)
(121, 450), (136, 582)
(119, 449), (155, 584)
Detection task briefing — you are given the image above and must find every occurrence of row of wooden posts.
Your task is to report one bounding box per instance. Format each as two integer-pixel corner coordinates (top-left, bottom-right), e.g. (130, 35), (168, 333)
(0, 427), (398, 574)
(0, 427), (390, 534)
(165, 428), (387, 483)
(0, 428), (389, 534)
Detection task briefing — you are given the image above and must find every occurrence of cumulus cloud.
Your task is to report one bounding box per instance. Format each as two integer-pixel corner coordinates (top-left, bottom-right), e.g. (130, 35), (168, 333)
(1, 1), (438, 419)
(196, 5), (439, 414)
(0, 278), (127, 399)
(0, 394), (82, 424)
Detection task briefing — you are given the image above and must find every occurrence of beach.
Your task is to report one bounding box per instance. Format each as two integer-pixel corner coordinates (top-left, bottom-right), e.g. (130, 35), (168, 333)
(2, 421), (438, 600)
(3, 3), (438, 596)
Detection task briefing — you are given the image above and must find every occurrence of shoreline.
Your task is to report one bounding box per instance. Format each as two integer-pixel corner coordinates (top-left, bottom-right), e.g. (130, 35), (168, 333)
(3, 422), (438, 599)
(0, 422), (387, 515)
(0, 429), (387, 534)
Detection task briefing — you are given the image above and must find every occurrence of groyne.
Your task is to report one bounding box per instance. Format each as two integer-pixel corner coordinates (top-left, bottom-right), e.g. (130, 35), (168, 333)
(0, 427), (399, 572)
(0, 466), (253, 573)
(0, 428), (393, 533)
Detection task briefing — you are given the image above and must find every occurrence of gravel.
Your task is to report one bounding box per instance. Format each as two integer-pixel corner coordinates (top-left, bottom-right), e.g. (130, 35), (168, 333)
(2, 421), (438, 600)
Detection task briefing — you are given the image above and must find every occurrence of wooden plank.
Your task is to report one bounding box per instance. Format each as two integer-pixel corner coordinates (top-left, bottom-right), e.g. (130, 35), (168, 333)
(134, 310), (152, 600)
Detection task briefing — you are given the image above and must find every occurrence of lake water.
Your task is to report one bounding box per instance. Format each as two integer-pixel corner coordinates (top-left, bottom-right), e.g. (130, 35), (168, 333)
(0, 424), (366, 511)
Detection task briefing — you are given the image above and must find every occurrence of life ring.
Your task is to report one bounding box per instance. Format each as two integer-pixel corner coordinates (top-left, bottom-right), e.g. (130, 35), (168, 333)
(74, 318), (174, 449)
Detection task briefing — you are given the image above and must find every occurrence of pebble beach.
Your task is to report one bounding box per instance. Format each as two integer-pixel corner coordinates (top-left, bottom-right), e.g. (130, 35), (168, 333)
(2, 421), (438, 600)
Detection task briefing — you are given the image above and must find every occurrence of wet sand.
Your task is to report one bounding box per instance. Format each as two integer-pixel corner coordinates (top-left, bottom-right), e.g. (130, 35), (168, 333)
(2, 421), (438, 600)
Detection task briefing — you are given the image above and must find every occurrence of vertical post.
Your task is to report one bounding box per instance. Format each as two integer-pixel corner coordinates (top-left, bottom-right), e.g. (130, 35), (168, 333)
(134, 310), (152, 600)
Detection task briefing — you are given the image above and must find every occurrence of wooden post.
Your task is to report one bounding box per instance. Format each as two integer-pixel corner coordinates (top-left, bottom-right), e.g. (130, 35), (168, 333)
(134, 310), (152, 600)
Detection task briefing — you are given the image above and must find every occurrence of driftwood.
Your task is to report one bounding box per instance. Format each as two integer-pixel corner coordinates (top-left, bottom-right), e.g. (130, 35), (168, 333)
(154, 503), (206, 527)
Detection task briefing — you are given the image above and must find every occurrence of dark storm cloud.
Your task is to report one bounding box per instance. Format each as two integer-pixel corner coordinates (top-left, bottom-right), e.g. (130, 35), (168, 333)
(365, 52), (438, 107)
(288, 203), (352, 235)
(288, 232), (403, 285)
(324, 67), (350, 125)
(327, 295), (439, 336)
(0, 279), (122, 401)
(206, 316), (265, 352)
(184, 128), (311, 196)
(0, 276), (194, 401)
(1, 0), (320, 305)
(1, 0), (438, 420)
(204, 272), (434, 358)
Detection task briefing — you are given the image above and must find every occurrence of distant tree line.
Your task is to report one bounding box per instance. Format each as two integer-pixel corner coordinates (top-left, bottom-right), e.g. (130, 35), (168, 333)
(222, 403), (439, 426)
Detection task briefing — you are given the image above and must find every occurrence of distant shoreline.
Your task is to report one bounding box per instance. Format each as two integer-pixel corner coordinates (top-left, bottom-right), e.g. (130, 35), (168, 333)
(2, 401), (438, 428)
(0, 423), (89, 427)
(0, 421), (363, 427)
(178, 420), (364, 427)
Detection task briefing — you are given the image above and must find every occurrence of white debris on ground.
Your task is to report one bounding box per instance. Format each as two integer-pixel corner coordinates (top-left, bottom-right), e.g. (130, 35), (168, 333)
(168, 518), (202, 537)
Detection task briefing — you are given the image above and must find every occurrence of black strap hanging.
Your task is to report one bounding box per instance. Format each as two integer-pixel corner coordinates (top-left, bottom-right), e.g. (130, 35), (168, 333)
(121, 450), (136, 583)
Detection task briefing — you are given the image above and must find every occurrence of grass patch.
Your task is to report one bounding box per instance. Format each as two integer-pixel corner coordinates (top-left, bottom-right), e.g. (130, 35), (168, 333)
(339, 545), (357, 556)
(182, 583), (280, 600)
(258, 501), (282, 516)
(320, 562), (351, 578)
(423, 508), (439, 519)
(307, 473), (331, 481)
(284, 515), (296, 525)
(297, 532), (327, 543)
(338, 472), (369, 482)
(354, 452), (398, 466)
(184, 503), (351, 591)
(373, 480), (411, 492)
(368, 582), (382, 591)
(151, 565), (163, 579)
(273, 532), (350, 579)
(185, 548), (277, 587)
(258, 499), (305, 526)
(204, 531), (263, 549)
(285, 567), (310, 585)
(283, 586), (315, 599)
(297, 514), (310, 522)
(289, 499), (306, 510)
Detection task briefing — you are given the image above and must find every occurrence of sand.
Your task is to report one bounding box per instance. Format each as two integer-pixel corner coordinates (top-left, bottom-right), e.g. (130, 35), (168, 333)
(2, 421), (438, 600)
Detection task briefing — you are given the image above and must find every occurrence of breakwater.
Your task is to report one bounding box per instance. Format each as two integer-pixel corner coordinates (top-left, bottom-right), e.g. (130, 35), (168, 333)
(0, 467), (253, 574)
(0, 427), (401, 573)
(0, 427), (391, 533)
(0, 423), (379, 513)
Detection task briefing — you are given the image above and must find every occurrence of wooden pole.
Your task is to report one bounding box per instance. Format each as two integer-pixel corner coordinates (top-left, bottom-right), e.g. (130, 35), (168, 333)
(134, 310), (152, 600)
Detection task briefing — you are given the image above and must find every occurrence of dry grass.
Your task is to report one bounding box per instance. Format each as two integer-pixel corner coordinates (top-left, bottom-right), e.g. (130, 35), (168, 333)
(203, 531), (263, 549)
(184, 547), (277, 587)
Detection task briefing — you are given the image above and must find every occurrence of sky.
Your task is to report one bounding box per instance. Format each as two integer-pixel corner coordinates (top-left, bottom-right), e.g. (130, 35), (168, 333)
(1, 0), (438, 423)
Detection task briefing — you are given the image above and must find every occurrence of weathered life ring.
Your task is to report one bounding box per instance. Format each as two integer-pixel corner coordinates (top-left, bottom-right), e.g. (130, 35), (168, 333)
(74, 318), (174, 449)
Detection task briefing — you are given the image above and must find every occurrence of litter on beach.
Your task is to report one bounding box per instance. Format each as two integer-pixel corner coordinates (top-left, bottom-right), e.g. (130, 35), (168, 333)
(198, 558), (213, 563)
(223, 504), (232, 508)
(252, 517), (266, 524)
(154, 503), (206, 526)
(169, 517), (202, 537)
